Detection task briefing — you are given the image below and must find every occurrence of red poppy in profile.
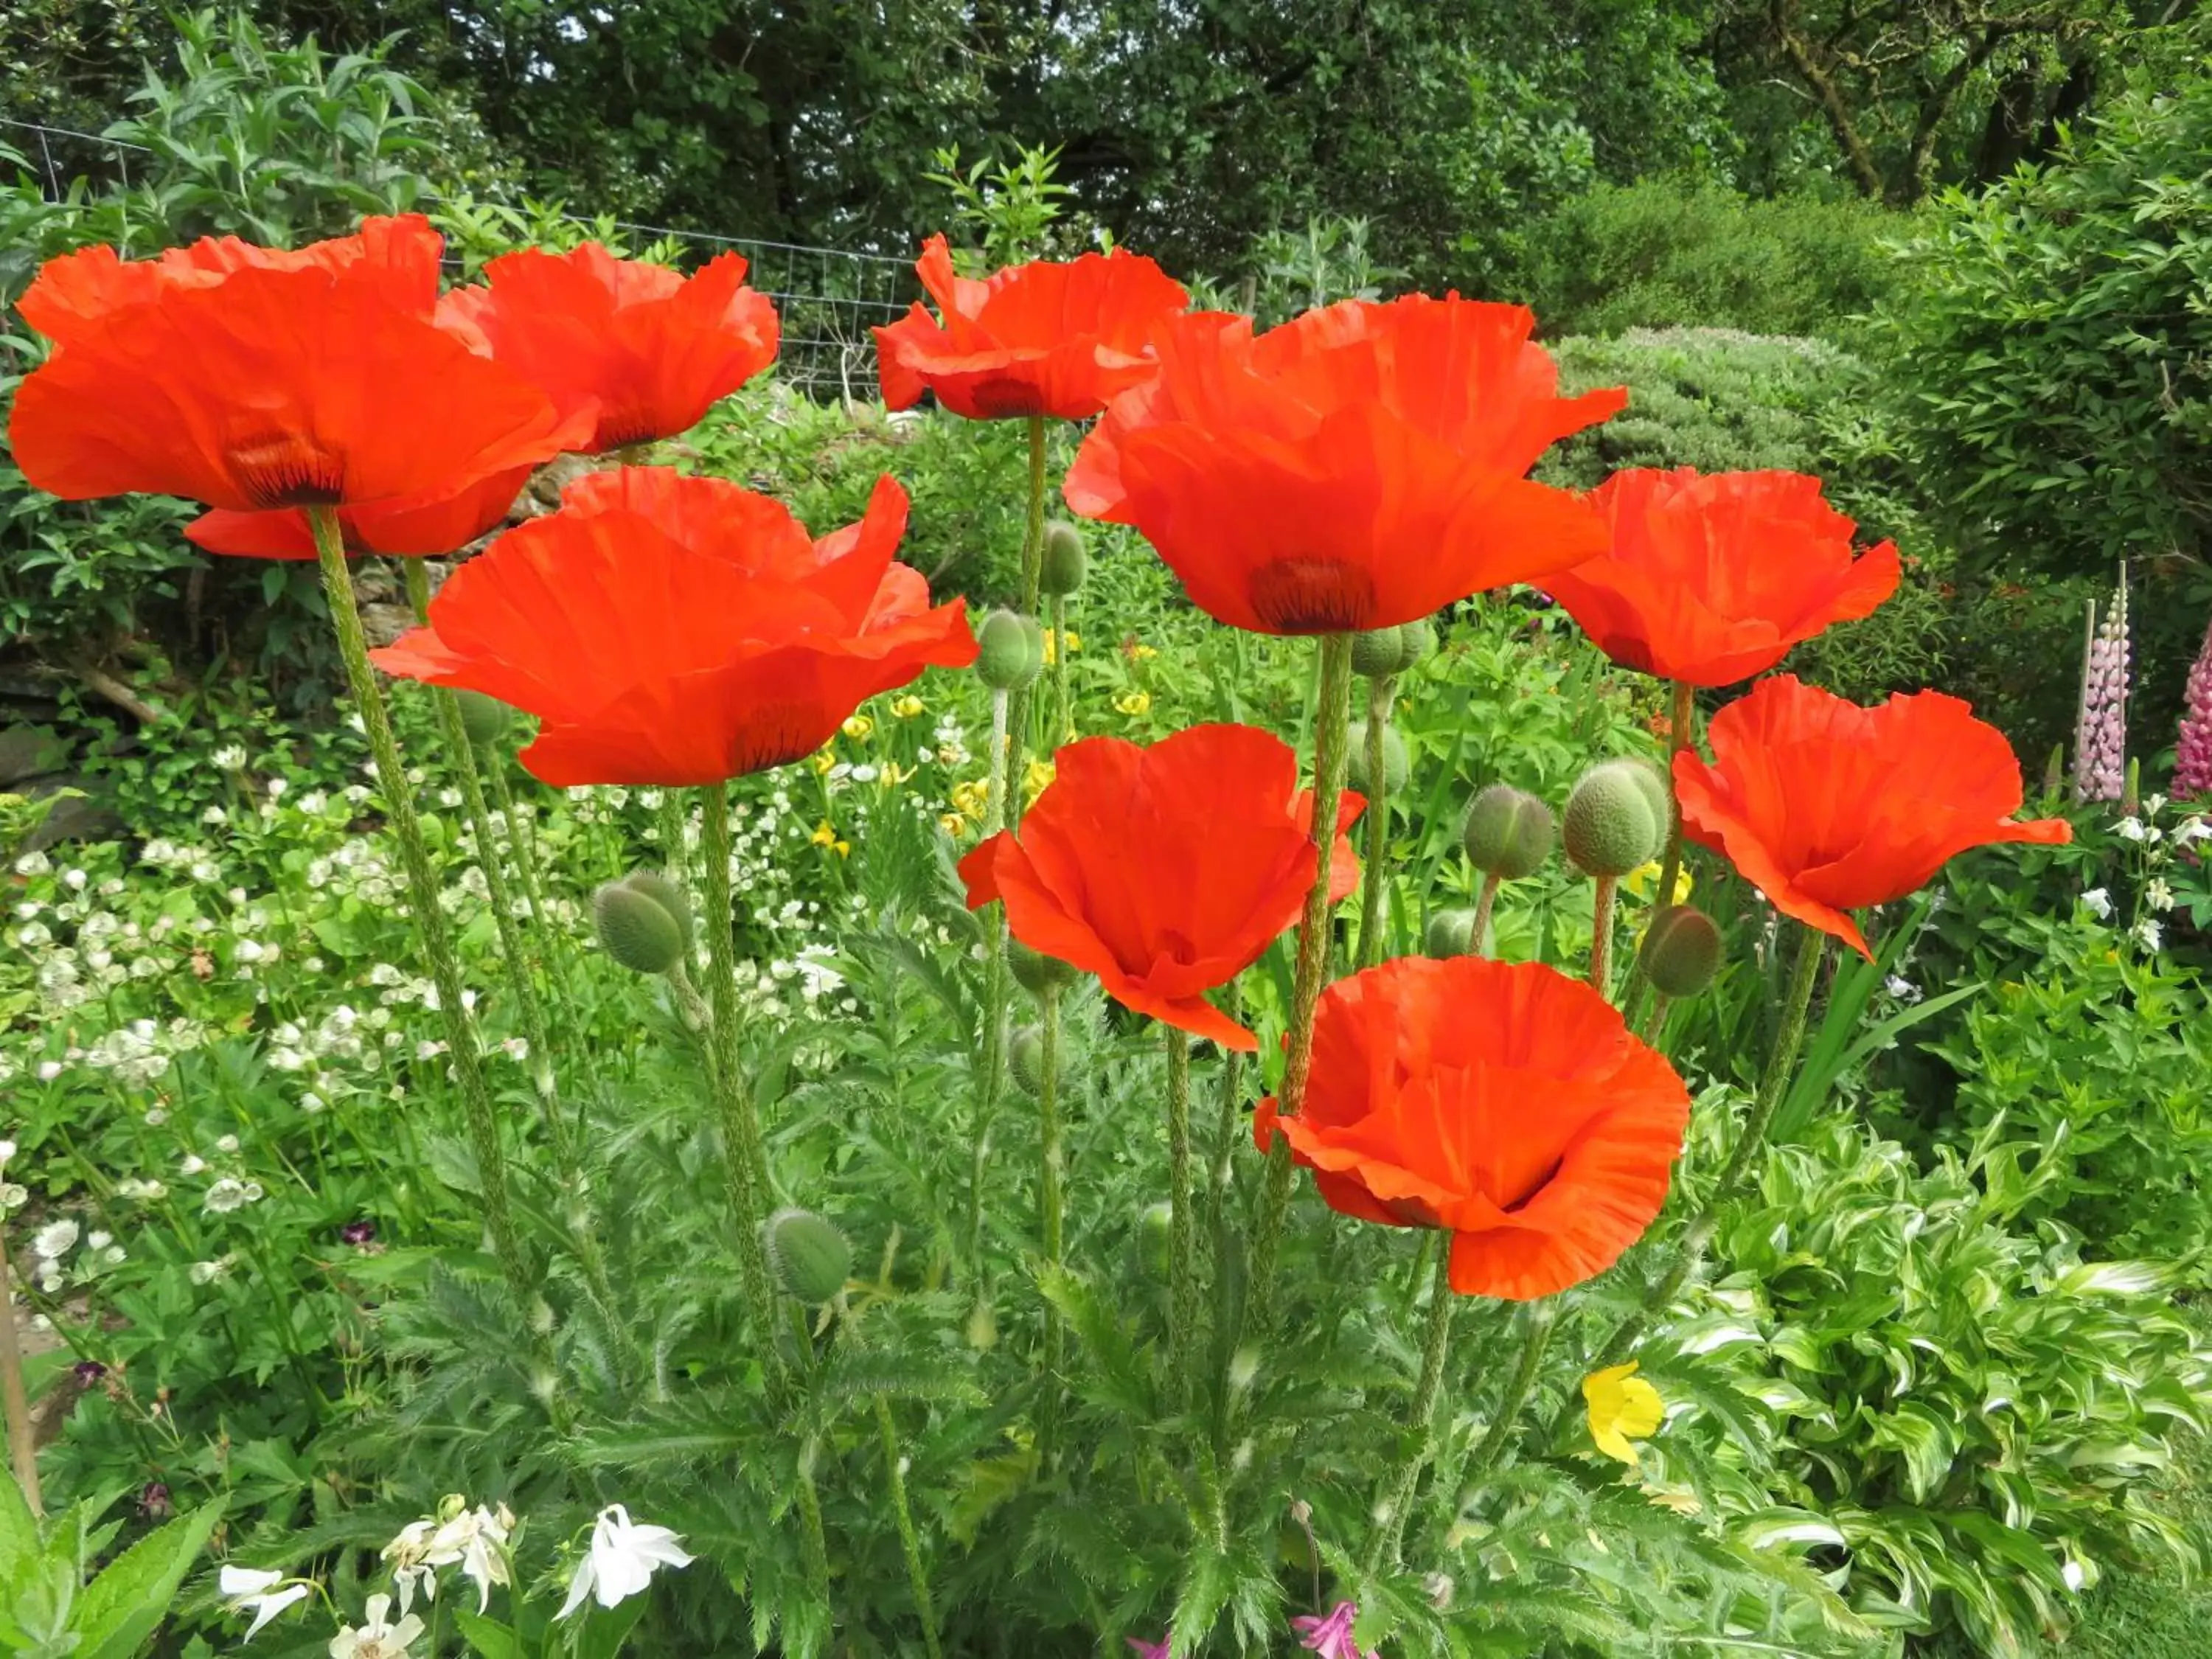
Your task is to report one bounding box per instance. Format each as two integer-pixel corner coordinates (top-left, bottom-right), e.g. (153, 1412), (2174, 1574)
(10, 262), (587, 515)
(1062, 299), (1622, 634)
(956, 723), (1363, 1048)
(15, 215), (445, 345)
(1255, 956), (1691, 1301)
(1540, 469), (1901, 686)
(184, 466), (534, 560)
(1673, 675), (2072, 956)
(368, 469), (975, 786)
(872, 233), (1189, 421)
(437, 245), (779, 452)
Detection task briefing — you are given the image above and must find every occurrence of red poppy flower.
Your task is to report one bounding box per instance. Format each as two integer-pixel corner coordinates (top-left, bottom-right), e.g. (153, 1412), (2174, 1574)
(1673, 675), (2072, 956)
(1256, 956), (1691, 1301)
(183, 465), (534, 560)
(10, 262), (587, 515)
(956, 723), (1363, 1048)
(1540, 469), (1902, 686)
(436, 245), (779, 452)
(872, 234), (1189, 421)
(1062, 299), (1622, 634)
(368, 469), (975, 786)
(15, 215), (445, 346)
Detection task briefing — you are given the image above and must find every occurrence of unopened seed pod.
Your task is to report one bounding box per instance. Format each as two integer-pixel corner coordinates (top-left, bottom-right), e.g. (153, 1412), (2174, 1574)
(1562, 759), (1669, 877)
(1345, 720), (1409, 795)
(1038, 521), (1088, 596)
(619, 869), (690, 953)
(1639, 905), (1723, 998)
(1352, 627), (1409, 678)
(453, 689), (513, 748)
(764, 1207), (852, 1304)
(1425, 906), (1478, 958)
(593, 880), (685, 975)
(1009, 1023), (1046, 1094)
(1462, 784), (1555, 881)
(1397, 617), (1437, 669)
(1134, 1201), (1173, 1281)
(975, 609), (1043, 691)
(1009, 939), (1079, 997)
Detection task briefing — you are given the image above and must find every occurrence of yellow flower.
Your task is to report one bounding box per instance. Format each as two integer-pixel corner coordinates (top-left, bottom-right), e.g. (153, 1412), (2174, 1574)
(810, 745), (836, 776)
(951, 779), (992, 820)
(1041, 627), (1081, 665)
(1583, 1363), (1664, 1466)
(1623, 860), (1692, 906)
(813, 820), (853, 856)
(939, 811), (967, 837)
(1129, 642), (1158, 661)
(880, 760), (917, 787)
(889, 695), (925, 720)
(841, 714), (874, 741)
(1113, 690), (1152, 717)
(1023, 759), (1055, 805)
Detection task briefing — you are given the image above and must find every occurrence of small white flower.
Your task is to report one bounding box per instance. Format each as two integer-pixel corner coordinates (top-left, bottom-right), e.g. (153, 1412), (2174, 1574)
(2079, 887), (2113, 920)
(1884, 975), (1922, 1005)
(86, 1229), (112, 1251)
(2062, 1557), (2087, 1592)
(62, 868), (87, 892)
(2116, 817), (2148, 842)
(31, 1219), (80, 1260)
(0, 1139), (12, 1166)
(328, 1592), (424, 1659)
(189, 1256), (233, 1284)
(212, 745), (249, 772)
(2135, 918), (2165, 953)
(2174, 816), (2211, 847)
(0, 1185), (27, 1212)
(201, 805), (229, 827)
(36, 1060), (63, 1083)
(265, 776), (288, 799)
(216, 1133), (241, 1154)
(179, 1153), (208, 1176)
(204, 1177), (255, 1214)
(2146, 877), (2174, 913)
(557, 1505), (695, 1619)
(220, 1564), (312, 1640)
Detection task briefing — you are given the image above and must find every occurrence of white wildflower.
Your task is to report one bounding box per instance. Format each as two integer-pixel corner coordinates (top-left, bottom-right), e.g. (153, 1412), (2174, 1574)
(557, 1505), (694, 1619)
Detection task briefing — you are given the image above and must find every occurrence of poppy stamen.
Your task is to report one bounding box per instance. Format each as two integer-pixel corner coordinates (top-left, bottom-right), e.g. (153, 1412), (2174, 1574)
(227, 434), (348, 508)
(1248, 557), (1378, 634)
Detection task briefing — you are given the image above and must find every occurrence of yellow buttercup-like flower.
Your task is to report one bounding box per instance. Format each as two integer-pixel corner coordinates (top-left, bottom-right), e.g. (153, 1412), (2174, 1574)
(1624, 860), (1693, 906)
(1023, 759), (1054, 805)
(810, 821), (851, 857)
(939, 811), (967, 837)
(1113, 690), (1152, 717)
(950, 779), (991, 820)
(841, 714), (874, 741)
(1583, 1363), (1664, 1465)
(1041, 627), (1081, 666)
(880, 761), (917, 787)
(810, 743), (837, 776)
(889, 695), (925, 720)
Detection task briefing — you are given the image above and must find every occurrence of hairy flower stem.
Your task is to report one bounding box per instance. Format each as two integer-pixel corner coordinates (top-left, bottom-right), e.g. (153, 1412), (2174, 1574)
(1248, 632), (1357, 1330)
(1444, 1298), (1557, 1498)
(1164, 1023), (1198, 1408)
(401, 561), (570, 1166)
(965, 693), (1016, 1285)
(1468, 871), (1503, 956)
(696, 782), (785, 1371)
(998, 414), (1051, 833)
(479, 754), (582, 1036)
(1577, 926), (1829, 1388)
(1367, 1245), (1458, 1571)
(0, 1222), (42, 1514)
(1626, 680), (1696, 1006)
(795, 1444), (834, 1613)
(1049, 591), (1072, 747)
(1354, 672), (1397, 970)
(1588, 874), (1618, 1000)
(309, 512), (533, 1307)
(1037, 980), (1065, 1451)
(1206, 982), (1245, 1231)
(657, 791), (690, 893)
(874, 1396), (944, 1659)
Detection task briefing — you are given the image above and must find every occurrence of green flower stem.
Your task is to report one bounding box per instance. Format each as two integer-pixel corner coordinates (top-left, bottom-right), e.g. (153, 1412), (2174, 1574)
(1247, 631), (1357, 1326)
(400, 560), (570, 1166)
(0, 1219), (44, 1514)
(965, 686), (1015, 1281)
(1048, 591), (1072, 748)
(1206, 981), (1245, 1231)
(657, 791), (690, 893)
(1353, 672), (1397, 970)
(1366, 1244), (1458, 1571)
(1628, 679), (1697, 1009)
(309, 510), (533, 1307)
(795, 1444), (835, 1615)
(1588, 874), (1619, 1000)
(1037, 979), (1065, 1448)
(1579, 925), (1829, 1384)
(1446, 1298), (1557, 1498)
(1164, 1023), (1198, 1407)
(1468, 871), (1503, 957)
(696, 781), (785, 1368)
(874, 1395), (944, 1659)
(998, 414), (1051, 833)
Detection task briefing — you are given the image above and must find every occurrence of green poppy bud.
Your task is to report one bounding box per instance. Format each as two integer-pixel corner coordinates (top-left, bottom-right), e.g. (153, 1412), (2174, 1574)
(975, 609), (1043, 691)
(1009, 1023), (1046, 1094)
(764, 1207), (852, 1304)
(1397, 616), (1437, 669)
(1134, 1200), (1173, 1281)
(1562, 759), (1669, 877)
(1039, 521), (1088, 597)
(1462, 784), (1555, 881)
(1352, 627), (1409, 678)
(1425, 906), (1478, 958)
(1009, 939), (1079, 997)
(1345, 720), (1409, 795)
(593, 880), (684, 975)
(619, 869), (690, 953)
(1639, 905), (1723, 999)
(453, 689), (513, 748)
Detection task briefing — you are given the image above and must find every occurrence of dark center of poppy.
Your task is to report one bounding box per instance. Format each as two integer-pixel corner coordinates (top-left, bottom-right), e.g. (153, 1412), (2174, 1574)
(965, 378), (1048, 420)
(727, 704), (830, 779)
(591, 405), (671, 453)
(228, 434), (348, 509)
(1248, 557), (1378, 634)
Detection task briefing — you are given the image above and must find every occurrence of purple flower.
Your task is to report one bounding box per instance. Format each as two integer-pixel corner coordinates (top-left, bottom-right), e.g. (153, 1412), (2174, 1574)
(139, 1481), (172, 1519)
(1293, 1601), (1380, 1659)
(2073, 570), (2129, 805)
(340, 1219), (378, 1246)
(72, 1359), (108, 1385)
(2177, 614), (2212, 801)
(1126, 1638), (1172, 1659)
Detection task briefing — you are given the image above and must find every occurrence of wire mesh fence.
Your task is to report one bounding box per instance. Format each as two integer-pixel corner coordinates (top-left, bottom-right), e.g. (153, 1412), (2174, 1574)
(1, 115), (914, 400)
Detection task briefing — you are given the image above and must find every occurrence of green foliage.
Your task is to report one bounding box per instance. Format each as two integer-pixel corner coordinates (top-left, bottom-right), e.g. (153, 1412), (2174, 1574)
(0, 1471), (221, 1655)
(1510, 180), (1899, 341)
